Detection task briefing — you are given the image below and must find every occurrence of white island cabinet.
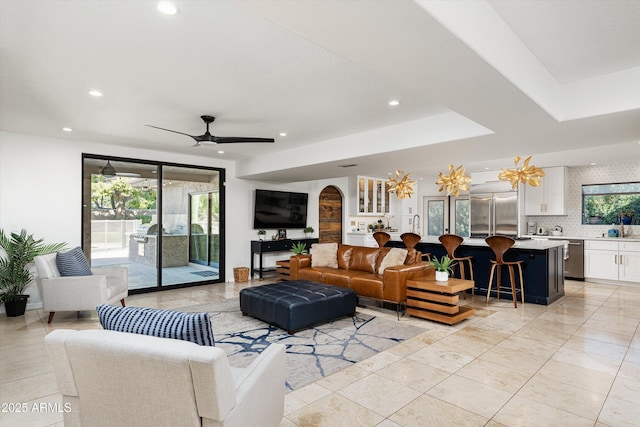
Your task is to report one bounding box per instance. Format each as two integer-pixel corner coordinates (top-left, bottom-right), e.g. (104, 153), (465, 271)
(584, 240), (640, 283)
(524, 166), (567, 216)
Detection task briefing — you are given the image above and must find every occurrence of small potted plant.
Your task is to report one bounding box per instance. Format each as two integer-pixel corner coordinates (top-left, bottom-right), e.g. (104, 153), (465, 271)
(429, 255), (457, 282)
(303, 226), (314, 238)
(0, 229), (67, 316)
(619, 209), (635, 225)
(290, 242), (307, 256)
(257, 229), (266, 240)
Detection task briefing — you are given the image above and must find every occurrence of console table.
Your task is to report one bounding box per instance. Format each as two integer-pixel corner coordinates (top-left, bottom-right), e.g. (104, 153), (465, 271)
(250, 238), (318, 279)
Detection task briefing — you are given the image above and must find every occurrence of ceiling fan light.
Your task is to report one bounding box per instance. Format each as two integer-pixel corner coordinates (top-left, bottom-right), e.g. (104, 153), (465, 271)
(100, 160), (117, 178)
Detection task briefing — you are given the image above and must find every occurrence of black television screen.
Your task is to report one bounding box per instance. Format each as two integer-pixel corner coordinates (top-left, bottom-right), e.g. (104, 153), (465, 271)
(253, 189), (308, 229)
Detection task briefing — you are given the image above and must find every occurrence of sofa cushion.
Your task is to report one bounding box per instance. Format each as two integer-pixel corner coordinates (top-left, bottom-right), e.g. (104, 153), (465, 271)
(97, 305), (215, 346)
(351, 275), (384, 300)
(299, 267), (335, 282)
(322, 269), (369, 288)
(56, 247), (92, 277)
(377, 248), (409, 274)
(337, 244), (354, 270)
(310, 243), (338, 268)
(349, 247), (380, 274)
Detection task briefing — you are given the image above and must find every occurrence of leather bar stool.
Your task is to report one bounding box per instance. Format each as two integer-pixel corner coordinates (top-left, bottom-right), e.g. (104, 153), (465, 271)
(485, 236), (524, 308)
(373, 231), (391, 248)
(438, 234), (474, 297)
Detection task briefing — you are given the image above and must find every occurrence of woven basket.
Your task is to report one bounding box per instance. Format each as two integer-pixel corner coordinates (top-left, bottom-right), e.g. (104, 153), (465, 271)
(233, 267), (249, 282)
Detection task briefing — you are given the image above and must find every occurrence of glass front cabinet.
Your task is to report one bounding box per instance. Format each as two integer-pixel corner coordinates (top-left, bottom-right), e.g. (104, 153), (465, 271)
(352, 176), (391, 215)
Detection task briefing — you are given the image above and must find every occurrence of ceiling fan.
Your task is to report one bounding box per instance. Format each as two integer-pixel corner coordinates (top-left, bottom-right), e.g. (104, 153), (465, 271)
(146, 115), (275, 147)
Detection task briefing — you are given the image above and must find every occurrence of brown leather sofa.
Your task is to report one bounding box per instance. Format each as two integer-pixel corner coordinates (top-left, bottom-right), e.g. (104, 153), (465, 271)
(289, 244), (434, 307)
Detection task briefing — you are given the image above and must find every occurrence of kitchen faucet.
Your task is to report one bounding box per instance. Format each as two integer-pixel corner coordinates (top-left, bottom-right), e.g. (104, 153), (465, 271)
(411, 214), (420, 234)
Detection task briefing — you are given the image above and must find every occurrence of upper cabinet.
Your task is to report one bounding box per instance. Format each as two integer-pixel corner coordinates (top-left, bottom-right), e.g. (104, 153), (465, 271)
(524, 166), (568, 216)
(350, 176), (391, 216)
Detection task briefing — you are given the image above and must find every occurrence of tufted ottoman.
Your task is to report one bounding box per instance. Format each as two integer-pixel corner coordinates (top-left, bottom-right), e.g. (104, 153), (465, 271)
(239, 280), (357, 334)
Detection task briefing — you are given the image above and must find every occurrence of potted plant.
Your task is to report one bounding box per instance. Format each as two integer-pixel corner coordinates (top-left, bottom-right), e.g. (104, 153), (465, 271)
(619, 209), (635, 225)
(290, 242), (307, 256)
(0, 229), (67, 317)
(257, 229), (266, 240)
(303, 226), (314, 238)
(429, 255), (457, 282)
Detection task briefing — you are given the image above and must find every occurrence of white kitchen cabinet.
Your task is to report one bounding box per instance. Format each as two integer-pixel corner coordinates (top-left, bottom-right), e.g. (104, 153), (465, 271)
(524, 166), (567, 216)
(619, 242), (640, 282)
(350, 176), (391, 216)
(584, 240), (640, 283)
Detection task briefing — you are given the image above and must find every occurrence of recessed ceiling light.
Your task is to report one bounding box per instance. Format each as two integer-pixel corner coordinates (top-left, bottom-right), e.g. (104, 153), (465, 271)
(279, 132), (287, 137)
(590, 162), (597, 165)
(217, 150), (224, 154)
(388, 100), (400, 106)
(484, 167), (490, 170)
(88, 90), (103, 97)
(62, 127), (72, 132)
(157, 1), (178, 15)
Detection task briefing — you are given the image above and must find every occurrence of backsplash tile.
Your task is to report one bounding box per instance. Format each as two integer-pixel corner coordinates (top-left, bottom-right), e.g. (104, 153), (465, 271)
(528, 162), (640, 238)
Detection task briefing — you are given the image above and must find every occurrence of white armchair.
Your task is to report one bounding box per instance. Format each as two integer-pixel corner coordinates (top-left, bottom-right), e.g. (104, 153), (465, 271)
(45, 329), (286, 427)
(34, 253), (128, 323)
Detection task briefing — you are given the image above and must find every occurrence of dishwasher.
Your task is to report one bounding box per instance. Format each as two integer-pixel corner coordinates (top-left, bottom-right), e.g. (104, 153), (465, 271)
(564, 239), (584, 280)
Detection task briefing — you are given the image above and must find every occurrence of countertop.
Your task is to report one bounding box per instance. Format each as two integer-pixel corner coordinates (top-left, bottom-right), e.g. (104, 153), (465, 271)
(522, 234), (640, 243)
(417, 236), (567, 250)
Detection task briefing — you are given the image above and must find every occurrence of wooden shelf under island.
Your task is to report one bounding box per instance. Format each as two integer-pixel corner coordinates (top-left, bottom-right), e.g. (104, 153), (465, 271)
(406, 277), (475, 325)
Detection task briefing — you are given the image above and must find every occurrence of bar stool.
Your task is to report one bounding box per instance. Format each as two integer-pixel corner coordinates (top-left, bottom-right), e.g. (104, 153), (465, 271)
(438, 234), (474, 297)
(485, 236), (524, 308)
(400, 232), (430, 262)
(373, 231), (391, 248)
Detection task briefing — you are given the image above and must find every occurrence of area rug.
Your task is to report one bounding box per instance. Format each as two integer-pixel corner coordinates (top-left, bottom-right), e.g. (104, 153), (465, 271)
(179, 298), (425, 390)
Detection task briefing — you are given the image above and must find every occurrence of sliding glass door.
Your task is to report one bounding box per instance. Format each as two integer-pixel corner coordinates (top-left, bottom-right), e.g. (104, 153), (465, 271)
(82, 155), (224, 293)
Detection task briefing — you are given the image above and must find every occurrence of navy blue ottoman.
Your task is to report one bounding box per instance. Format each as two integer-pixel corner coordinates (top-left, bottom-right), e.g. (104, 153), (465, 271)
(239, 280), (357, 334)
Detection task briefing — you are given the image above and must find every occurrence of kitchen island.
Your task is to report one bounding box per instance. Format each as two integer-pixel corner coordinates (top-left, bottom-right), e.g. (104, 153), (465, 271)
(388, 237), (566, 305)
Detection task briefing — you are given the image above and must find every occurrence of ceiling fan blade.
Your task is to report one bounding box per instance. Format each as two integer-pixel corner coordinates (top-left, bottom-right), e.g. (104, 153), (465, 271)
(213, 136), (275, 144)
(145, 125), (199, 141)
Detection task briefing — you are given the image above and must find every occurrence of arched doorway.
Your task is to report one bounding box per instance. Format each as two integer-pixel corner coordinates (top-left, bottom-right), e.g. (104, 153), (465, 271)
(319, 186), (343, 243)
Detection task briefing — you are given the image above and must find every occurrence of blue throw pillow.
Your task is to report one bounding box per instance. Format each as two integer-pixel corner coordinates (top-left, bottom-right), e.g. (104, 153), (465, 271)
(56, 247), (92, 276)
(96, 305), (215, 346)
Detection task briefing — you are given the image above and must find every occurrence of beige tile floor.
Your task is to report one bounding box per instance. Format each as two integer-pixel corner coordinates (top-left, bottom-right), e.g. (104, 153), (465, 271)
(1, 279), (639, 426)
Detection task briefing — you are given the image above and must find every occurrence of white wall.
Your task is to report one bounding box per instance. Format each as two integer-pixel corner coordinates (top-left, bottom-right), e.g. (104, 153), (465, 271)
(0, 131), (348, 311)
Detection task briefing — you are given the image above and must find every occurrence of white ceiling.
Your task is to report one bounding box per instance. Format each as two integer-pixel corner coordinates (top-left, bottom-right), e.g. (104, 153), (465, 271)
(1, 0), (639, 183)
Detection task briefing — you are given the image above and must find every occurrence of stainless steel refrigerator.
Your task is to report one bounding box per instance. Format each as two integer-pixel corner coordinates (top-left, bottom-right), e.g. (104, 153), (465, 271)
(470, 191), (518, 238)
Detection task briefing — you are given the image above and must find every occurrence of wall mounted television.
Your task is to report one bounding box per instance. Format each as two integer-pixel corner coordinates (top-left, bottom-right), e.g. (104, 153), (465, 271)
(253, 189), (308, 229)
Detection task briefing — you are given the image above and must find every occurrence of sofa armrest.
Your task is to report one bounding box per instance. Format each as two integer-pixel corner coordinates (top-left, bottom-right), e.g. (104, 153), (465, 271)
(41, 276), (108, 311)
(289, 255), (311, 280)
(225, 343), (286, 427)
(91, 266), (127, 282)
(382, 262), (434, 302)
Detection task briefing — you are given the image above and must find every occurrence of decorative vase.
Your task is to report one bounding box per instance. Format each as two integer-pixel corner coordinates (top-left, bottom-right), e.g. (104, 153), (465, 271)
(622, 217), (632, 225)
(435, 271), (449, 282)
(258, 234), (265, 241)
(4, 295), (29, 317)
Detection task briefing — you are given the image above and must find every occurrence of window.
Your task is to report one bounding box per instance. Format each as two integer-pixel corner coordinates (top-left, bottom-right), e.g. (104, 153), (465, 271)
(582, 182), (640, 225)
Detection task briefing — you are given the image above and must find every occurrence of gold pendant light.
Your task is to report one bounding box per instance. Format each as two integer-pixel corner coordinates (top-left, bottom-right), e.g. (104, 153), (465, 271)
(387, 170), (416, 199)
(436, 164), (471, 196)
(498, 155), (545, 189)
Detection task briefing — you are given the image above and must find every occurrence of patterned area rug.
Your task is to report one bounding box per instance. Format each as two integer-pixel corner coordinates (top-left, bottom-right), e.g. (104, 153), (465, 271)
(180, 298), (425, 390)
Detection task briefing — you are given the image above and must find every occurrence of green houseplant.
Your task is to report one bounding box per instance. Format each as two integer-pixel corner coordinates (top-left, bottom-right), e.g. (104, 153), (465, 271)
(290, 242), (307, 255)
(429, 255), (457, 282)
(257, 229), (266, 240)
(303, 226), (314, 237)
(0, 229), (67, 316)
